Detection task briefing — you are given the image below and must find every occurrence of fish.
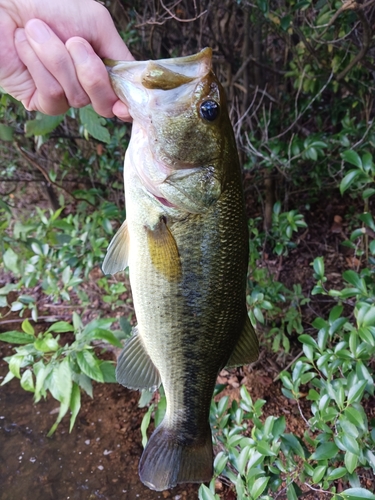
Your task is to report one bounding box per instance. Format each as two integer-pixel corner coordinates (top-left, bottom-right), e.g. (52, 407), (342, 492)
(102, 48), (258, 491)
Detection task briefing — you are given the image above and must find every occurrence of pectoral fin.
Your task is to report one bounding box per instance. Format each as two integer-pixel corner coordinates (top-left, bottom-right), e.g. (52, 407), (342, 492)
(226, 315), (259, 368)
(147, 219), (181, 280)
(102, 220), (129, 275)
(116, 327), (161, 392)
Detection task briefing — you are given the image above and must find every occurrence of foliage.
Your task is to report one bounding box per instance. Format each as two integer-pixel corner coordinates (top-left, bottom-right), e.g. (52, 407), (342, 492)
(0, 314), (131, 435)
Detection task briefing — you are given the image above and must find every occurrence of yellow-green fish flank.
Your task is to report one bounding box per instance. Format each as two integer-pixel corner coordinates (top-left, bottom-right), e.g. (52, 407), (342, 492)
(102, 48), (258, 491)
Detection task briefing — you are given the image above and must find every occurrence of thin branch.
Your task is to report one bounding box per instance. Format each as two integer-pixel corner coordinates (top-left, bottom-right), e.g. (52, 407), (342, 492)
(337, 9), (372, 81)
(272, 72), (334, 140)
(0, 316), (68, 325)
(15, 144), (97, 208)
(159, 0), (207, 23)
(273, 350), (303, 382)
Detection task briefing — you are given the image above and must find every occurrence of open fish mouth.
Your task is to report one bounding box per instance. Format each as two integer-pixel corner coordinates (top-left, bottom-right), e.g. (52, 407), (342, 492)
(103, 48), (213, 120)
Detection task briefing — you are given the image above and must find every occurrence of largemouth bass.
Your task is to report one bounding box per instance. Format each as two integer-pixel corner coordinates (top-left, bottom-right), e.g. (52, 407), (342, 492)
(102, 48), (258, 491)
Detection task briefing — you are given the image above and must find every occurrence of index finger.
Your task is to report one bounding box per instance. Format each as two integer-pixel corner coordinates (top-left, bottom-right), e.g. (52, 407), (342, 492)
(66, 37), (131, 120)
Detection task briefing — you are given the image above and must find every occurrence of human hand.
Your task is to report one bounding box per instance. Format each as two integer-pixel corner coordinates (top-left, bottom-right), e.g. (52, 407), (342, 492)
(0, 0), (133, 120)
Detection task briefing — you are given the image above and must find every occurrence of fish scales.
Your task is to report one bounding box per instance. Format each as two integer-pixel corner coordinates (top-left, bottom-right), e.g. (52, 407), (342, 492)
(102, 48), (259, 491)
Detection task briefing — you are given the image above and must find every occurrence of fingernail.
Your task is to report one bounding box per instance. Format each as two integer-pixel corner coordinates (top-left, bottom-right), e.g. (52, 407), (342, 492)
(69, 41), (89, 65)
(26, 19), (51, 44)
(15, 28), (27, 43)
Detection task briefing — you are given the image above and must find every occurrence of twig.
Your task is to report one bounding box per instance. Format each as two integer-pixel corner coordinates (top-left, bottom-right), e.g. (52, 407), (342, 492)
(159, 0), (207, 23)
(15, 144), (97, 208)
(272, 72), (334, 140)
(273, 350), (303, 382)
(0, 316), (69, 325)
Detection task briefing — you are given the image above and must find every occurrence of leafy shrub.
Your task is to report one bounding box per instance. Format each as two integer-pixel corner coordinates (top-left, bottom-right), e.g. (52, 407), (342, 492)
(0, 314), (131, 435)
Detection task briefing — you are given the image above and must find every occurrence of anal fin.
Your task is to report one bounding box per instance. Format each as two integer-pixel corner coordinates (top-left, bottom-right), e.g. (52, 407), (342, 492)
(102, 220), (129, 275)
(116, 327), (161, 391)
(226, 314), (259, 368)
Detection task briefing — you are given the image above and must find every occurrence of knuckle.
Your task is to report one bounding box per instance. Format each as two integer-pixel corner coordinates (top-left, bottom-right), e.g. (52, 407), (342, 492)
(69, 94), (90, 109)
(47, 83), (65, 102)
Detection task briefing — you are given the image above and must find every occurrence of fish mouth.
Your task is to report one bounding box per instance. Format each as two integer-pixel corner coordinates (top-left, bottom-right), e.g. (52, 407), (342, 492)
(104, 47), (212, 79)
(104, 48), (213, 118)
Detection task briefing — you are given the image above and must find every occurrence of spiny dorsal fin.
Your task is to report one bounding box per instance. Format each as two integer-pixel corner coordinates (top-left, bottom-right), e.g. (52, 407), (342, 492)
(102, 220), (129, 275)
(116, 327), (161, 391)
(225, 314), (259, 368)
(146, 219), (181, 280)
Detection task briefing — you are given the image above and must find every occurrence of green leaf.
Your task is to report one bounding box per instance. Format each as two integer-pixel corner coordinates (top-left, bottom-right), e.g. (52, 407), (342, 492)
(138, 389), (153, 408)
(251, 476), (269, 499)
(237, 446), (250, 475)
(342, 434), (359, 456)
(0, 331), (34, 344)
(345, 451), (358, 474)
(312, 465), (327, 483)
(34, 335), (59, 353)
(141, 404), (154, 448)
(281, 434), (306, 458)
(87, 329), (123, 348)
(3, 248), (19, 274)
(34, 361), (52, 402)
(342, 150), (363, 169)
(340, 169), (364, 195)
(359, 213), (375, 231)
(0, 123), (14, 141)
(343, 270), (363, 289)
(326, 467), (347, 481)
(69, 383), (81, 432)
(99, 361), (116, 383)
(9, 355), (24, 378)
(25, 113), (64, 137)
(198, 484), (218, 500)
(21, 319), (35, 335)
(1, 371), (15, 386)
(286, 482), (298, 500)
(48, 358), (73, 404)
(79, 106), (110, 143)
(313, 257), (325, 278)
(298, 334), (317, 347)
(363, 188), (375, 199)
(347, 380), (367, 404)
(257, 440), (276, 456)
(76, 350), (104, 382)
(119, 317), (132, 336)
(342, 488), (375, 499)
(362, 306), (375, 327)
(213, 452), (228, 476)
(47, 321), (74, 333)
(345, 407), (365, 428)
(20, 369), (35, 392)
(310, 442), (339, 460)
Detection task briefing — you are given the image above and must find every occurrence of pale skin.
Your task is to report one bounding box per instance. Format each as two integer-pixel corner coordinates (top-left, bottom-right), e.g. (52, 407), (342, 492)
(0, 0), (134, 120)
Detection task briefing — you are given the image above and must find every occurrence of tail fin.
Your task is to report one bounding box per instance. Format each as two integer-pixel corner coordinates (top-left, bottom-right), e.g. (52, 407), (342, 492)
(139, 423), (213, 491)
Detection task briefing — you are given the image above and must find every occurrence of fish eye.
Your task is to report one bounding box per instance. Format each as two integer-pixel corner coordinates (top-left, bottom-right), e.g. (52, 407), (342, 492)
(199, 100), (220, 122)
